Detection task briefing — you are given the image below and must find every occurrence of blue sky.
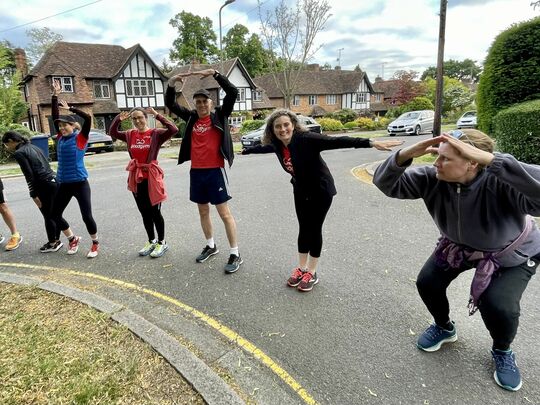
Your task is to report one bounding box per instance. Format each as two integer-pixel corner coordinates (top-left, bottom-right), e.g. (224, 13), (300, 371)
(0, 0), (537, 80)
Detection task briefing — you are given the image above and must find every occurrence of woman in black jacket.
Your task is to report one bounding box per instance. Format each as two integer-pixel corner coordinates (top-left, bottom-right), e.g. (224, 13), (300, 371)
(2, 131), (71, 252)
(242, 109), (402, 291)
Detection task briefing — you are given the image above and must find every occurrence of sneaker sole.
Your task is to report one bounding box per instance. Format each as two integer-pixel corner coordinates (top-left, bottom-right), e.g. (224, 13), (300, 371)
(87, 252), (98, 259)
(196, 249), (219, 263)
(417, 334), (458, 352)
(287, 280), (302, 287)
(150, 245), (169, 258)
(224, 258), (243, 274)
(139, 249), (154, 256)
(41, 244), (63, 253)
(298, 277), (319, 292)
(493, 371), (522, 391)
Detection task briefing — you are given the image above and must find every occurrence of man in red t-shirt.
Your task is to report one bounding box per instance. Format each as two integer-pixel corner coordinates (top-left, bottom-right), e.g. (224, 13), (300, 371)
(166, 68), (242, 273)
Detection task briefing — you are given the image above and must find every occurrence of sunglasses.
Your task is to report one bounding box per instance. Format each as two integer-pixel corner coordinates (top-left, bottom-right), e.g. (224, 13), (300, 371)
(447, 130), (464, 139)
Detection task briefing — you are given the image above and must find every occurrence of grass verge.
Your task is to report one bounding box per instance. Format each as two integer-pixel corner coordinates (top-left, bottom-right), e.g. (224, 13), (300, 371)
(0, 283), (205, 405)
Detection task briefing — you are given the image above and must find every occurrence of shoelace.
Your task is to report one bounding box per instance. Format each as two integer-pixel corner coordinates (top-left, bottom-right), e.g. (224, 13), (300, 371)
(228, 255), (238, 265)
(300, 272), (314, 283)
(493, 352), (517, 371)
(424, 324), (447, 339)
(69, 238), (79, 248)
(290, 268), (304, 280)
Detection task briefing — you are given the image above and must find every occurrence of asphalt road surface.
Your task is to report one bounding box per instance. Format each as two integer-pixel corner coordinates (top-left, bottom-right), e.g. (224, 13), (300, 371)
(2, 135), (539, 405)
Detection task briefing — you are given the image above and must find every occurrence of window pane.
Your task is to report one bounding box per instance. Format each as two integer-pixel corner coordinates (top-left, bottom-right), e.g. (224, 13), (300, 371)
(94, 82), (103, 98)
(102, 84), (110, 98)
(147, 80), (154, 95)
(126, 81), (133, 96)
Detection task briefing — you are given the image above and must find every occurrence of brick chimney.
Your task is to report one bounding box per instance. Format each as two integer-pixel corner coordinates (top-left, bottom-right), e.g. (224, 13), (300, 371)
(14, 48), (28, 77)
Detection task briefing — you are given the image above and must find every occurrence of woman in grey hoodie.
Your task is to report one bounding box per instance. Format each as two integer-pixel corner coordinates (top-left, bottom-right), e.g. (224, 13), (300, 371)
(373, 129), (540, 393)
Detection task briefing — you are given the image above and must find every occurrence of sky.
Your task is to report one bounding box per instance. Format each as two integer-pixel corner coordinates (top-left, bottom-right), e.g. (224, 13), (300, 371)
(0, 0), (538, 80)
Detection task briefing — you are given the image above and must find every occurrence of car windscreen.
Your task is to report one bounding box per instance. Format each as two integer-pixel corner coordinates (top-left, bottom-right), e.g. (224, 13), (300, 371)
(398, 112), (420, 120)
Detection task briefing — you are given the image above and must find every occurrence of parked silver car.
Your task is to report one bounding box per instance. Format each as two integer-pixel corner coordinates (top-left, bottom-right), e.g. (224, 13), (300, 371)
(456, 111), (477, 129)
(387, 110), (435, 136)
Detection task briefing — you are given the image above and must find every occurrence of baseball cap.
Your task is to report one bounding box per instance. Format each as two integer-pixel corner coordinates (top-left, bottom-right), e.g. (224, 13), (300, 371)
(193, 89), (210, 99)
(54, 115), (77, 124)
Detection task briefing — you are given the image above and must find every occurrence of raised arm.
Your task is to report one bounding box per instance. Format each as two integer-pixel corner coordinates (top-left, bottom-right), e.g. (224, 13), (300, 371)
(146, 107), (178, 142)
(109, 111), (130, 142)
(165, 75), (191, 120)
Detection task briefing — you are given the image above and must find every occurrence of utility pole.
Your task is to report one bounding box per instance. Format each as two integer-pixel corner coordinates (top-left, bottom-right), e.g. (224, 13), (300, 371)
(433, 0), (448, 137)
(381, 62), (387, 80)
(337, 48), (344, 67)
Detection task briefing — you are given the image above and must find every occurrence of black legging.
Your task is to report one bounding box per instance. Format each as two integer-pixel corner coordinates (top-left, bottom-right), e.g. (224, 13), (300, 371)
(133, 180), (165, 242)
(416, 252), (539, 350)
(52, 180), (97, 235)
(293, 191), (333, 258)
(35, 180), (69, 242)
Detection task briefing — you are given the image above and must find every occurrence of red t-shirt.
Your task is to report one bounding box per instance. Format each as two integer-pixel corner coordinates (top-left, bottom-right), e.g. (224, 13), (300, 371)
(282, 145), (294, 175)
(191, 116), (224, 168)
(129, 129), (153, 178)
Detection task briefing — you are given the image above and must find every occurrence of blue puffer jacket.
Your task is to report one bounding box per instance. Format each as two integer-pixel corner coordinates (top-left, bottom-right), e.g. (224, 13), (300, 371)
(56, 131), (88, 183)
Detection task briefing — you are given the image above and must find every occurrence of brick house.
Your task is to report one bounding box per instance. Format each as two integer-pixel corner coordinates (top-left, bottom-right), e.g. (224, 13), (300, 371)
(253, 65), (374, 117)
(22, 41), (169, 135)
(370, 77), (400, 117)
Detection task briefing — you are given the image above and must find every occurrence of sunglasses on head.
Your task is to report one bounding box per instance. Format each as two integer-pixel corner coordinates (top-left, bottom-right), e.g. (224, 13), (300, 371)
(447, 129), (465, 139)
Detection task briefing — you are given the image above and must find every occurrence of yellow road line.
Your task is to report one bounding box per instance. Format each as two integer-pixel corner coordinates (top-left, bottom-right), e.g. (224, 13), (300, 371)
(0, 262), (319, 405)
(351, 166), (373, 184)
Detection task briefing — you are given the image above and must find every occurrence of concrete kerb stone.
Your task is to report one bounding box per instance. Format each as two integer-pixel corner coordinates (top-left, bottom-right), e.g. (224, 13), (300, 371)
(0, 272), (245, 405)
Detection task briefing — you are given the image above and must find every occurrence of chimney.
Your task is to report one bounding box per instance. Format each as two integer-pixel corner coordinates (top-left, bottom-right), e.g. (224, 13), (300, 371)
(14, 48), (28, 77)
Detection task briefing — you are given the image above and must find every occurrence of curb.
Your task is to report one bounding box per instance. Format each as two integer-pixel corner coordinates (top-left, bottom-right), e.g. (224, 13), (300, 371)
(0, 271), (245, 405)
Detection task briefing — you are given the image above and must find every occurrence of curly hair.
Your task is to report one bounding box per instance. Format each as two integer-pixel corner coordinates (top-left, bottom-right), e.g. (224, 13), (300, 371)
(262, 109), (307, 145)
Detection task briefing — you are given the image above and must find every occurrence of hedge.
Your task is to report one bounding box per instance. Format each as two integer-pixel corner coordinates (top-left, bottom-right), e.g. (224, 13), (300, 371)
(493, 99), (540, 164)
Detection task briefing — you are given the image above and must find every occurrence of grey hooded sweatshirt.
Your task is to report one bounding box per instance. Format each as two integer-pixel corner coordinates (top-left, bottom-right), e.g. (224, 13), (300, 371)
(373, 152), (540, 267)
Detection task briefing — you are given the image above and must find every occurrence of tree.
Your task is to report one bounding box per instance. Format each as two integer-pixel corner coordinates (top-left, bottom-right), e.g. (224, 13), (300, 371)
(258, 0), (331, 108)
(25, 27), (63, 64)
(424, 76), (474, 115)
(0, 44), (27, 127)
(421, 59), (482, 83)
(223, 24), (269, 76)
(392, 70), (426, 105)
(477, 16), (540, 133)
(169, 11), (219, 65)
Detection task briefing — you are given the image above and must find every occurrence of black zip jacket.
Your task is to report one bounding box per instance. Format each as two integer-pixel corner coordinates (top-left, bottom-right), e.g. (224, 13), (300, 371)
(13, 142), (56, 198)
(243, 131), (371, 197)
(165, 73), (238, 167)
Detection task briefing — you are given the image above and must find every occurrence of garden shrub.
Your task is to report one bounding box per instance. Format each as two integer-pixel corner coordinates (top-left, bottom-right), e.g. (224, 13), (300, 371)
(343, 121), (358, 130)
(355, 117), (376, 131)
(241, 119), (265, 134)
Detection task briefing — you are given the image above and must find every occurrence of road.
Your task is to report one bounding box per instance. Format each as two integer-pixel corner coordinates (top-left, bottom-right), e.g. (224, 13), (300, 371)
(2, 135), (539, 405)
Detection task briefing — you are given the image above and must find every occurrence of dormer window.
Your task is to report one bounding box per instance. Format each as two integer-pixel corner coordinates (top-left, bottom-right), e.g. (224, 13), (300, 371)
(52, 76), (74, 92)
(93, 80), (110, 99)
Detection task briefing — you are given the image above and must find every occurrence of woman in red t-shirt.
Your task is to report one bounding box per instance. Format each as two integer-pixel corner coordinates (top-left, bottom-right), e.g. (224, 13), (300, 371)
(109, 107), (178, 258)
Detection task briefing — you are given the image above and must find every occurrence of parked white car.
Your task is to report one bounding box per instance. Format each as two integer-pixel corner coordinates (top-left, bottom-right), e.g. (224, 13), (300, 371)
(456, 111), (477, 129)
(387, 110), (435, 136)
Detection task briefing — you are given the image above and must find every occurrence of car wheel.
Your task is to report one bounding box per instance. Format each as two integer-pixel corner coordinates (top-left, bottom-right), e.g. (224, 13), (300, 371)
(414, 125), (421, 136)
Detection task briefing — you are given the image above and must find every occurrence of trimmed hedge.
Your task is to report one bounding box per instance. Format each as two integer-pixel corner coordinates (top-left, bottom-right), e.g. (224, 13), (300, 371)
(241, 119), (265, 134)
(493, 99), (540, 164)
(477, 16), (540, 133)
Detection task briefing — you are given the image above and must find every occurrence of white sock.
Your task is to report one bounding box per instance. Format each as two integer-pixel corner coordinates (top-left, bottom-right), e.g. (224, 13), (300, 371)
(230, 246), (239, 256)
(207, 238), (215, 248)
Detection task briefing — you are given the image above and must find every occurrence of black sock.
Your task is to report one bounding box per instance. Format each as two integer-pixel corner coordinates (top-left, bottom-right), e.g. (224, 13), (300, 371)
(437, 321), (453, 331)
(68, 236), (75, 242)
(92, 239), (99, 245)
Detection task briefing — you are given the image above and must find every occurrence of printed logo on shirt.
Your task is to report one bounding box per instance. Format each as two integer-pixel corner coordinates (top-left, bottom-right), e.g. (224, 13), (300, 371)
(193, 121), (212, 135)
(283, 156), (294, 174)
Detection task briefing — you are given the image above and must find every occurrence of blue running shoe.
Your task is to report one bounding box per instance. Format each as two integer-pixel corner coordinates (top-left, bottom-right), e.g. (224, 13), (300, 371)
(491, 349), (522, 391)
(417, 322), (457, 352)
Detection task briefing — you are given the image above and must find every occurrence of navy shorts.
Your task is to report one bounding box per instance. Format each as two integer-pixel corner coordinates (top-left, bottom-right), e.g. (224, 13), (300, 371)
(190, 168), (231, 205)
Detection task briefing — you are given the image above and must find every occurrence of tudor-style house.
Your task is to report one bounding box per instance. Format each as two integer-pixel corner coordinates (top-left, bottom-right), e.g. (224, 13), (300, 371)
(22, 41), (169, 135)
(254, 64), (374, 117)
(167, 58), (273, 128)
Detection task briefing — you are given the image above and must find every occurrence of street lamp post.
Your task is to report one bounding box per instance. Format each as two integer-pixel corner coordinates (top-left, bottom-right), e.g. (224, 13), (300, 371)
(219, 0), (235, 71)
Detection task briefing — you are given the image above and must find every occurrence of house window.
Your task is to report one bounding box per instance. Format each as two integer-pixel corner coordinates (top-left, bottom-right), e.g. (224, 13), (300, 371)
(125, 79), (155, 97)
(236, 88), (246, 102)
(93, 80), (110, 99)
(292, 95), (300, 106)
(253, 90), (262, 102)
(326, 94), (337, 105)
(308, 95), (317, 105)
(355, 92), (367, 103)
(52, 76), (74, 92)
(94, 116), (106, 130)
(375, 93), (382, 102)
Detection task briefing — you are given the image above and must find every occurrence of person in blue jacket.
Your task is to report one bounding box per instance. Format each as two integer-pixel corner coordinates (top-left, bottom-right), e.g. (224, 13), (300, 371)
(51, 79), (99, 258)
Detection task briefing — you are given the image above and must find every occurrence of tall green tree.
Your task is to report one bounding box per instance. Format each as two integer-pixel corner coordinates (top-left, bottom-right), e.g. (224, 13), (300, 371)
(424, 76), (474, 115)
(421, 59), (482, 83)
(258, 0), (331, 108)
(25, 27), (63, 65)
(169, 11), (219, 65)
(477, 16), (540, 133)
(0, 44), (27, 126)
(223, 24), (268, 76)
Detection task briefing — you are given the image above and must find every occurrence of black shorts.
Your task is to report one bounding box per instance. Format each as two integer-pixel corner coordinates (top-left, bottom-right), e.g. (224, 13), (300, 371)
(0, 190), (4, 204)
(190, 168), (231, 205)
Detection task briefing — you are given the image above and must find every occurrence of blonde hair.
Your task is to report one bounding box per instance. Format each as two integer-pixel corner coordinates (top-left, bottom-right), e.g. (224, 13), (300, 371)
(456, 129), (495, 153)
(73, 122), (81, 131)
(262, 109), (307, 145)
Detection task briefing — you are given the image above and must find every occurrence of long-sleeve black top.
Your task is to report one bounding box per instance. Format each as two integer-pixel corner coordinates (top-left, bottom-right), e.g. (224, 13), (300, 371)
(13, 142), (55, 198)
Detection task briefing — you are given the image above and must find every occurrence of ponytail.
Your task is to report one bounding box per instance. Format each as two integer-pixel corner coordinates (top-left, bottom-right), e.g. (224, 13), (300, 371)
(2, 131), (29, 145)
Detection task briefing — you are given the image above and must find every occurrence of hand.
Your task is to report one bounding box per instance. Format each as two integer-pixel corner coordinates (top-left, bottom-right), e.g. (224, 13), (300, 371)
(51, 79), (61, 96)
(371, 139), (404, 151)
(168, 74), (187, 86)
(58, 99), (70, 111)
(396, 136), (444, 166)
(119, 111), (130, 121)
(441, 134), (494, 166)
(33, 197), (42, 208)
(191, 69), (215, 79)
(145, 107), (158, 116)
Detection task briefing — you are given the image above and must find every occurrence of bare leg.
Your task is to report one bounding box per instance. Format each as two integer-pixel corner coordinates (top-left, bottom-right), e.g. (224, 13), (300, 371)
(306, 255), (319, 274)
(299, 253), (308, 269)
(215, 202), (237, 248)
(197, 203), (213, 240)
(0, 203), (17, 235)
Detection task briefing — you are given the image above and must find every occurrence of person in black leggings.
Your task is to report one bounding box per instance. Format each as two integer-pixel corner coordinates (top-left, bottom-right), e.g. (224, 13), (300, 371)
(2, 131), (72, 252)
(242, 108), (402, 292)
